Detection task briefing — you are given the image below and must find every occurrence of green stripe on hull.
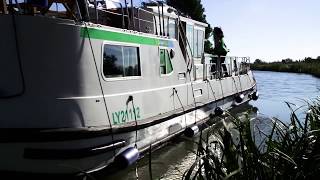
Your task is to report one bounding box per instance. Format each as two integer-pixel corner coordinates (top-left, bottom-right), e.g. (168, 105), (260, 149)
(80, 27), (173, 47)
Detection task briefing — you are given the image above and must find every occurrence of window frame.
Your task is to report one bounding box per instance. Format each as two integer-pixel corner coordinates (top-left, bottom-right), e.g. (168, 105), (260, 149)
(186, 22), (194, 57)
(168, 18), (177, 39)
(193, 26), (205, 59)
(101, 41), (143, 82)
(159, 47), (174, 77)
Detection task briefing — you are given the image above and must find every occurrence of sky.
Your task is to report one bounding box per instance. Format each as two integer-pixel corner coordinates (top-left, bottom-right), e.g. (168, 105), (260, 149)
(202, 0), (320, 62)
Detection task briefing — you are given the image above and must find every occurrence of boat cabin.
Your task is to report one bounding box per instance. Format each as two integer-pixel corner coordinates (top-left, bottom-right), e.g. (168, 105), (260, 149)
(0, 0), (249, 82)
(0, 0), (206, 62)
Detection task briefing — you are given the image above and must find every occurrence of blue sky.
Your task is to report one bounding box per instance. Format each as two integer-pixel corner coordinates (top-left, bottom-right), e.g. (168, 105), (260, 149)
(202, 0), (320, 62)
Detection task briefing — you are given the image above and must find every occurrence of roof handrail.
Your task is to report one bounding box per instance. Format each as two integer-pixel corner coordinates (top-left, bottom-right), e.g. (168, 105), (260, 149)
(130, 0), (135, 30)
(106, 0), (125, 29)
(160, 1), (165, 37)
(124, 0), (131, 29)
(176, 15), (194, 70)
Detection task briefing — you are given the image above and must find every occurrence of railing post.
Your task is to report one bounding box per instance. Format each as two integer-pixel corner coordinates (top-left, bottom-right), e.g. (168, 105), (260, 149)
(229, 57), (232, 76)
(93, 0), (98, 24)
(177, 18), (179, 41)
(217, 56), (221, 79)
(130, 0), (135, 30)
(137, 8), (141, 32)
(157, 3), (162, 36)
(74, 0), (82, 21)
(124, 0), (131, 29)
(161, 2), (165, 36)
(119, 3), (125, 29)
(167, 17), (169, 37)
(153, 15), (158, 35)
(0, 0), (8, 14)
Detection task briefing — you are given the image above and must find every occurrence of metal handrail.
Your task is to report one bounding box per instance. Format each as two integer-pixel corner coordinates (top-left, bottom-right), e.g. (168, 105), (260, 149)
(153, 15), (158, 35)
(130, 0), (135, 30)
(133, 16), (154, 24)
(176, 16), (194, 71)
(148, 0), (163, 36)
(99, 8), (125, 16)
(124, 0), (130, 29)
(137, 7), (158, 34)
(204, 55), (251, 78)
(205, 54), (250, 60)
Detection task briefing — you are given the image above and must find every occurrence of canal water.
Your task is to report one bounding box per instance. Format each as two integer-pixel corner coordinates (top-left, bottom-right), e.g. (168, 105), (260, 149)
(13, 71), (317, 179)
(251, 71), (320, 121)
(98, 71), (320, 180)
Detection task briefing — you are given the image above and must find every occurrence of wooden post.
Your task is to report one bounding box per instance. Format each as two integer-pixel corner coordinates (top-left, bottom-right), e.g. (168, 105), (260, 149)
(0, 0), (8, 14)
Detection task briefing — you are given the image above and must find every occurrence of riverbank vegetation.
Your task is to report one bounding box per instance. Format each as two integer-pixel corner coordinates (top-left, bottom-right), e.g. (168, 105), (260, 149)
(184, 98), (320, 179)
(251, 57), (320, 78)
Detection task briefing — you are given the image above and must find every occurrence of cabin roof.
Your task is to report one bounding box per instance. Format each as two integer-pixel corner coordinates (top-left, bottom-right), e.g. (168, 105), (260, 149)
(179, 16), (208, 28)
(145, 5), (208, 28)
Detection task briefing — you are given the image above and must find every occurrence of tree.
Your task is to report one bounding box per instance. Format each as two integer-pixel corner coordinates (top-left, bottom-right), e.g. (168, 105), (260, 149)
(304, 57), (313, 63)
(166, 0), (213, 53)
(254, 59), (264, 64)
(204, 39), (214, 54)
(281, 58), (293, 64)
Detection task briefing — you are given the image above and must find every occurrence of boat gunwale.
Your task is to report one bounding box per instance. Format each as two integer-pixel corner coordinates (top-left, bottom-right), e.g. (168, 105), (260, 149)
(0, 83), (256, 143)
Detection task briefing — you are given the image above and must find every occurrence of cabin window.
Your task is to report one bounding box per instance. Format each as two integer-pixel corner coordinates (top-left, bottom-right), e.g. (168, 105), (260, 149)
(168, 19), (176, 39)
(160, 49), (173, 74)
(193, 29), (204, 58)
(198, 30), (204, 57)
(103, 44), (141, 78)
(186, 24), (194, 56)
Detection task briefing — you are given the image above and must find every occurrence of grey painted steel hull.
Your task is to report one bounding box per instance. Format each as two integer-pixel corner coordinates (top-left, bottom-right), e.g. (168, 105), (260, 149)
(0, 15), (257, 174)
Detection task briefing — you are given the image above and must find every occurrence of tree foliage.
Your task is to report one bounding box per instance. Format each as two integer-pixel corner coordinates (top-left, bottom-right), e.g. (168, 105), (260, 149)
(281, 58), (293, 64)
(254, 59), (264, 64)
(251, 57), (320, 78)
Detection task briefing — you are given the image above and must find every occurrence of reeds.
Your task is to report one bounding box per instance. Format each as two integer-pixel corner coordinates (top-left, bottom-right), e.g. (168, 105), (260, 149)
(183, 98), (320, 180)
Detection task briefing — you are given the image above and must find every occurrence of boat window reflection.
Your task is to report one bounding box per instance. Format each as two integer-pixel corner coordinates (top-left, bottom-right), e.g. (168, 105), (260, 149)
(103, 44), (141, 78)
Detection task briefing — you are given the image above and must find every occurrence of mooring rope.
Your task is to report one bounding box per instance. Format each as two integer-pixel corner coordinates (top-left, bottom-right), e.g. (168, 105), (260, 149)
(127, 96), (138, 149)
(173, 88), (187, 128)
(219, 79), (225, 105)
(245, 73), (253, 84)
(206, 79), (218, 108)
(231, 75), (241, 95)
(188, 71), (198, 125)
(238, 74), (243, 92)
(84, 24), (116, 157)
(127, 95), (140, 180)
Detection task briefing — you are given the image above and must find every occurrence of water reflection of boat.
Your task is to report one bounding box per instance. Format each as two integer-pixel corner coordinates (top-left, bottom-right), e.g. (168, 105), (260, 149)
(0, 0), (257, 174)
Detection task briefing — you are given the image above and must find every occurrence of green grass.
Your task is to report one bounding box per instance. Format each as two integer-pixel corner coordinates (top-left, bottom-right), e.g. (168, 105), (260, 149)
(183, 98), (320, 180)
(251, 61), (320, 78)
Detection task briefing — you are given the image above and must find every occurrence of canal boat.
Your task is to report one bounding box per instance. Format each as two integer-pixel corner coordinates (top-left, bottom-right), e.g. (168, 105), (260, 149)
(0, 0), (258, 174)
